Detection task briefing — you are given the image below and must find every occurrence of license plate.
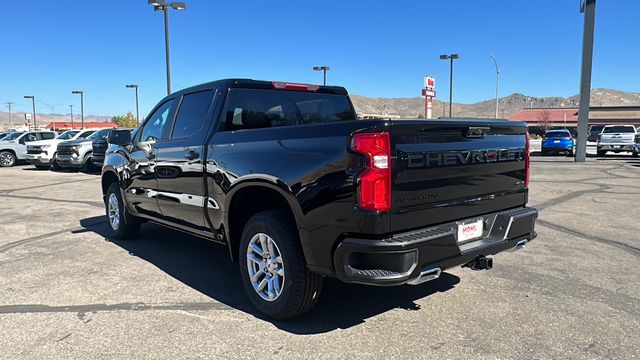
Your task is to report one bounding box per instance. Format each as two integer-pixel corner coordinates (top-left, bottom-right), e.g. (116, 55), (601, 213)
(457, 219), (484, 243)
(553, 140), (560, 143)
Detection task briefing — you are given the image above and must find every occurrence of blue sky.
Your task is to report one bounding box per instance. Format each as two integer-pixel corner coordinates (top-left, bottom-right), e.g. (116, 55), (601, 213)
(1, 0), (638, 118)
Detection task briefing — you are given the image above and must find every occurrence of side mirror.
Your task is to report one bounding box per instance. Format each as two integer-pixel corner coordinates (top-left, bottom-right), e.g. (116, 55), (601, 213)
(19, 138), (25, 145)
(108, 129), (132, 146)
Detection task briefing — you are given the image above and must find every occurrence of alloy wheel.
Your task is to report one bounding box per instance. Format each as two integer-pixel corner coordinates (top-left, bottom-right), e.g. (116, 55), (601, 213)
(246, 233), (285, 302)
(107, 193), (120, 231)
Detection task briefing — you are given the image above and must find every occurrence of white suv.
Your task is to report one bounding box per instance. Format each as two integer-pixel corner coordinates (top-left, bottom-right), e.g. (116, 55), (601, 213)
(25, 129), (96, 169)
(0, 131), (58, 167)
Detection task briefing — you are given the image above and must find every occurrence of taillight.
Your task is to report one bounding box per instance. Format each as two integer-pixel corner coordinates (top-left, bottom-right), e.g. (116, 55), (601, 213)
(351, 132), (391, 211)
(525, 132), (530, 188)
(272, 82), (320, 92)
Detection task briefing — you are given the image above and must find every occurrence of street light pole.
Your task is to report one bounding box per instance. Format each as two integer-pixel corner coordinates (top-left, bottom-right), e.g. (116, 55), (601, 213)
(24, 96), (36, 130)
(72, 91), (84, 129)
(575, 0), (596, 163)
(69, 105), (74, 129)
(490, 55), (501, 119)
(149, 1), (187, 96)
(313, 66), (330, 86)
(126, 84), (140, 126)
(440, 53), (460, 117)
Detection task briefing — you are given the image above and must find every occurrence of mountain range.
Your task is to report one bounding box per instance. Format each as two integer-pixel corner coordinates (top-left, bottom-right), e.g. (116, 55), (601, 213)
(1, 88), (639, 128)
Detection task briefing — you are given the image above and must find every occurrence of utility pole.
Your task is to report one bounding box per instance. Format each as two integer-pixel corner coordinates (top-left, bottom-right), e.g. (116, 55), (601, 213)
(490, 55), (501, 118)
(6, 102), (13, 130)
(575, 0), (596, 163)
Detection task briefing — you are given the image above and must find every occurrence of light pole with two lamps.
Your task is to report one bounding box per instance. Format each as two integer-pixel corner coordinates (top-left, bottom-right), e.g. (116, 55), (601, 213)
(148, 0), (187, 96)
(312, 66), (330, 86)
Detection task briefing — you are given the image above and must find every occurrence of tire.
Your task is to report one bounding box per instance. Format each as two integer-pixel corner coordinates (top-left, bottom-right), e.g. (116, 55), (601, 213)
(597, 150), (606, 157)
(239, 210), (323, 320)
(82, 153), (94, 172)
(0, 151), (16, 167)
(105, 182), (140, 239)
(633, 151), (639, 158)
(51, 154), (61, 171)
(567, 150), (574, 157)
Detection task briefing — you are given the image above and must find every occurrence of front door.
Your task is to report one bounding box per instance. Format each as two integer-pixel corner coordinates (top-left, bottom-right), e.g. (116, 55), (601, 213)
(125, 98), (176, 218)
(155, 89), (217, 231)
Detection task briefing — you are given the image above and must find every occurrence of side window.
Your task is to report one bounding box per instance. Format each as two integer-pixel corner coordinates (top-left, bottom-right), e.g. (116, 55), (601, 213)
(140, 100), (175, 143)
(40, 133), (55, 140)
(23, 133), (37, 142)
(78, 131), (95, 139)
(171, 90), (215, 140)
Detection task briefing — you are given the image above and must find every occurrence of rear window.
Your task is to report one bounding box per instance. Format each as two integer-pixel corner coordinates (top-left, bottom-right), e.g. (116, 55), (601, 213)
(602, 126), (636, 133)
(545, 131), (571, 138)
(220, 89), (355, 131)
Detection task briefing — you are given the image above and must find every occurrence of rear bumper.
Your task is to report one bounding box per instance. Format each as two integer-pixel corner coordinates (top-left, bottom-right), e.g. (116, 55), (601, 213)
(542, 144), (573, 151)
(333, 207), (538, 286)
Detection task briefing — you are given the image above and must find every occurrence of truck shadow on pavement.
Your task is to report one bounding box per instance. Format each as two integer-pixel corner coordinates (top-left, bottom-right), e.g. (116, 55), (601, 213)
(79, 216), (460, 334)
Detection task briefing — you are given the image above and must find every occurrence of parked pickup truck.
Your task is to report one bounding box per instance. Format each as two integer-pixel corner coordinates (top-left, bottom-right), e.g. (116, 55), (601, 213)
(101, 79), (537, 319)
(597, 125), (638, 157)
(92, 128), (136, 166)
(0, 131), (57, 167)
(26, 129), (97, 169)
(55, 128), (113, 171)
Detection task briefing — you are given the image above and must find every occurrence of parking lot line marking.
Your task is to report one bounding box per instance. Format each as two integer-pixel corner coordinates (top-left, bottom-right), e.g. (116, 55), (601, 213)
(0, 219), (105, 254)
(0, 193), (104, 208)
(0, 301), (231, 315)
(537, 218), (640, 257)
(0, 177), (99, 195)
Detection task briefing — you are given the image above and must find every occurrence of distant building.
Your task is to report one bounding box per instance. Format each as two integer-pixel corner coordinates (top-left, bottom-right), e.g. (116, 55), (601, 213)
(44, 122), (118, 131)
(508, 106), (640, 135)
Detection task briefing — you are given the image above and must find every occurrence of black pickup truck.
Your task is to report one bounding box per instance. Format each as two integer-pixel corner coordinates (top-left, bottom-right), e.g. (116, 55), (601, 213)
(101, 79), (537, 319)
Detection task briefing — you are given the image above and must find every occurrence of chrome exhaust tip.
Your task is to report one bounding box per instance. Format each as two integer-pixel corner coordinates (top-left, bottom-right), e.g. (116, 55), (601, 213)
(407, 267), (441, 285)
(509, 239), (528, 252)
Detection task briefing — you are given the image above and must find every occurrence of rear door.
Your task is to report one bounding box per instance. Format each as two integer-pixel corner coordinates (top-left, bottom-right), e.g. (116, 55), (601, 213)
(155, 88), (217, 231)
(389, 120), (528, 232)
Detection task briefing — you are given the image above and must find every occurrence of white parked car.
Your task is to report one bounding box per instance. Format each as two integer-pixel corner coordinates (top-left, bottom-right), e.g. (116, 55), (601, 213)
(0, 131), (58, 167)
(25, 129), (97, 170)
(596, 125), (638, 157)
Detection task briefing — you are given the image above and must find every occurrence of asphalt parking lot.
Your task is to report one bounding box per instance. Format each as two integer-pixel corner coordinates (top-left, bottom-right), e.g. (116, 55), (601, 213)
(1, 148), (639, 359)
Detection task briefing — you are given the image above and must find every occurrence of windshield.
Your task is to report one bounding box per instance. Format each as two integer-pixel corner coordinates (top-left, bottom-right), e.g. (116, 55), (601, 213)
(88, 129), (111, 141)
(3, 132), (23, 141)
(56, 131), (80, 140)
(603, 126), (636, 133)
(545, 131), (571, 138)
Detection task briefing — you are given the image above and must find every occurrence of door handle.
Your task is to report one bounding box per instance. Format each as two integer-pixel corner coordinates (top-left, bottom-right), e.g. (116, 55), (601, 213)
(185, 150), (199, 160)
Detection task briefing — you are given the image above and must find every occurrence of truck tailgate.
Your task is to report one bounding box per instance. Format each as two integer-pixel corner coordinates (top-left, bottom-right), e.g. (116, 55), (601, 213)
(389, 120), (528, 233)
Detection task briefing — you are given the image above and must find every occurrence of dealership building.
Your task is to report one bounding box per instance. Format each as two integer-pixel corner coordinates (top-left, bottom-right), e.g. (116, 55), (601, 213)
(507, 105), (640, 135)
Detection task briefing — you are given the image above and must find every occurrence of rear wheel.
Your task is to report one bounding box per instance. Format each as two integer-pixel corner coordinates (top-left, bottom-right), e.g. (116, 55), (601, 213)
(597, 150), (606, 157)
(51, 154), (61, 170)
(633, 150), (639, 158)
(239, 210), (323, 320)
(82, 153), (94, 172)
(0, 151), (16, 167)
(105, 182), (140, 239)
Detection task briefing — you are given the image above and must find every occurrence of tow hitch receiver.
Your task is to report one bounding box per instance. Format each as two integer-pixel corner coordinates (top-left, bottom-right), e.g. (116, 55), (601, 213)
(464, 256), (493, 271)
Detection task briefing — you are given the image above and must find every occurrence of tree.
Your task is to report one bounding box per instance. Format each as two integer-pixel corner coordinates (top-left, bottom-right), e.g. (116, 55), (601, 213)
(537, 109), (553, 131)
(112, 112), (138, 128)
